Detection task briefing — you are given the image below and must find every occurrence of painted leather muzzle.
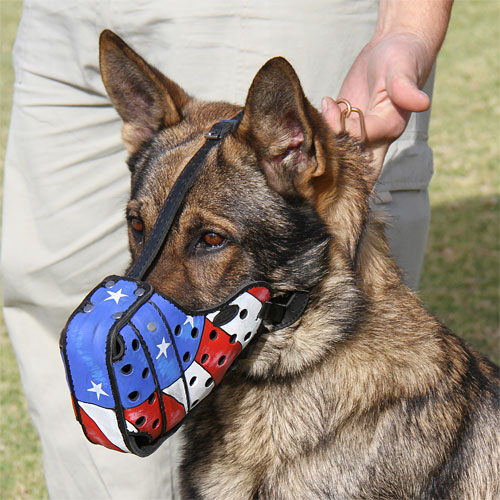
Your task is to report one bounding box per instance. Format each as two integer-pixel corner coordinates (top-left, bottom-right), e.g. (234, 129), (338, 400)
(60, 275), (272, 457)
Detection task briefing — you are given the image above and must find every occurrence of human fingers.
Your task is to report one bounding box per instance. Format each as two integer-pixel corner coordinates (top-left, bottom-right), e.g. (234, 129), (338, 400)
(321, 96), (344, 135)
(360, 72), (430, 144)
(387, 73), (430, 113)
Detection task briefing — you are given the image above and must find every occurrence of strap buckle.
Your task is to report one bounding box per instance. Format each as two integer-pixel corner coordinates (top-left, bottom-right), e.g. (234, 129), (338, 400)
(204, 116), (242, 140)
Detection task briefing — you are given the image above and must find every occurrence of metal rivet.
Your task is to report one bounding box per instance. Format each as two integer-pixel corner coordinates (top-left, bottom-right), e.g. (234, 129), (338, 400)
(83, 303), (93, 313)
(105, 280), (116, 288)
(134, 288), (145, 297)
(113, 312), (122, 320)
(147, 322), (157, 332)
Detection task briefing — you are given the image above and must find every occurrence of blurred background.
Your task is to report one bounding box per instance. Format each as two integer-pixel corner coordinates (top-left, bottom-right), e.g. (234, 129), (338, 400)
(1, 0), (498, 498)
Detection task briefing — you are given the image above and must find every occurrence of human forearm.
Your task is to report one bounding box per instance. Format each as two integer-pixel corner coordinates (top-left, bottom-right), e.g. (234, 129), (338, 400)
(374, 0), (454, 63)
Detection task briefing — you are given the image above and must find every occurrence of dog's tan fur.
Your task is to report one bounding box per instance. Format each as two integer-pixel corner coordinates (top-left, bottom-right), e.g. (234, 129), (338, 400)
(100, 30), (500, 499)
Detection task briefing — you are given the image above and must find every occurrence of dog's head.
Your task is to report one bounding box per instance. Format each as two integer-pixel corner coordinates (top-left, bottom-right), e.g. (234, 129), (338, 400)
(99, 30), (381, 379)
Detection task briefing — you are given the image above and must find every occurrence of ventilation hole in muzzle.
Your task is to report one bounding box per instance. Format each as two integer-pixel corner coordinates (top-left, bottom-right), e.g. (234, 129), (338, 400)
(174, 324), (181, 336)
(201, 354), (209, 364)
(132, 339), (140, 351)
(205, 377), (214, 388)
(209, 330), (218, 341)
(218, 356), (226, 366)
(244, 332), (252, 341)
(152, 419), (160, 429)
(148, 393), (156, 405)
(142, 368), (149, 379)
(189, 376), (197, 386)
(121, 364), (133, 375)
(128, 391), (139, 402)
(229, 334), (237, 344)
(191, 400), (199, 407)
(239, 309), (248, 319)
(191, 327), (199, 338)
(112, 335), (125, 362)
(183, 352), (190, 363)
(135, 416), (146, 427)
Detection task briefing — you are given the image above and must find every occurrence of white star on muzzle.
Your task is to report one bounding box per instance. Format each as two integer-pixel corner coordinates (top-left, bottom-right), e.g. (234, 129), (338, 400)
(87, 381), (109, 400)
(104, 288), (128, 305)
(184, 316), (195, 327)
(156, 337), (171, 359)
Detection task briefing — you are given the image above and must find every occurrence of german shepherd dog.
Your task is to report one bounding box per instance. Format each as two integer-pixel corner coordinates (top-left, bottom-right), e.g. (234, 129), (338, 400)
(99, 30), (499, 499)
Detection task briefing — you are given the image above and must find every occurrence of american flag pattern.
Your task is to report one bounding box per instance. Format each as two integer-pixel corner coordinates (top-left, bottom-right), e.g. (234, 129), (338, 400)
(60, 276), (271, 456)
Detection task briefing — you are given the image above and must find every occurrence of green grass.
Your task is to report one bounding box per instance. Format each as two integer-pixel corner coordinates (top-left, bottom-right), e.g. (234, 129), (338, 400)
(420, 0), (500, 363)
(0, 0), (499, 498)
(0, 333), (48, 499)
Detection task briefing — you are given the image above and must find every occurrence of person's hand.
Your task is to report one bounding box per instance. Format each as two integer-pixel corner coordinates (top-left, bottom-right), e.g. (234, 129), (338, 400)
(322, 32), (434, 170)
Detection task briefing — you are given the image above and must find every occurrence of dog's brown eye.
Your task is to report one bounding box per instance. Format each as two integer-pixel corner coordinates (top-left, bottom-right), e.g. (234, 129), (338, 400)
(129, 217), (144, 242)
(131, 218), (143, 232)
(202, 232), (225, 248)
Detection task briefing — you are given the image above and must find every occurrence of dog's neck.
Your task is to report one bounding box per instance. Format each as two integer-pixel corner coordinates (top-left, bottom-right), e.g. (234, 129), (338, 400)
(239, 226), (435, 399)
(240, 154), (414, 382)
(355, 212), (405, 296)
(314, 136), (403, 299)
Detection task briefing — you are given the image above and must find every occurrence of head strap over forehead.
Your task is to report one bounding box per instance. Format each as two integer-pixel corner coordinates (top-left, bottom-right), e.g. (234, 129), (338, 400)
(128, 111), (245, 280)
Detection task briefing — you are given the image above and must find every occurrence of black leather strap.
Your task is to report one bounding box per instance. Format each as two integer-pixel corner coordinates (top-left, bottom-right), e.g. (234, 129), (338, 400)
(127, 112), (244, 280)
(260, 291), (310, 330)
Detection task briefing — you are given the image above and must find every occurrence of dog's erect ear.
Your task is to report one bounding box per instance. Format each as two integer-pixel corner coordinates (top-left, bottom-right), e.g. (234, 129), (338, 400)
(237, 57), (329, 200)
(239, 57), (374, 264)
(99, 30), (190, 154)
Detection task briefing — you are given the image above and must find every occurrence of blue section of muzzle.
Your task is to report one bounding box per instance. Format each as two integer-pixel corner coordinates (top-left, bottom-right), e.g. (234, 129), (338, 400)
(112, 323), (158, 410)
(64, 278), (142, 410)
(60, 275), (272, 456)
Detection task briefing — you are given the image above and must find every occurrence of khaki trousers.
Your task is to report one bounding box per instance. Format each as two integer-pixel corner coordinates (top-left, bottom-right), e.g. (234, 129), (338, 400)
(2, 1), (434, 498)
